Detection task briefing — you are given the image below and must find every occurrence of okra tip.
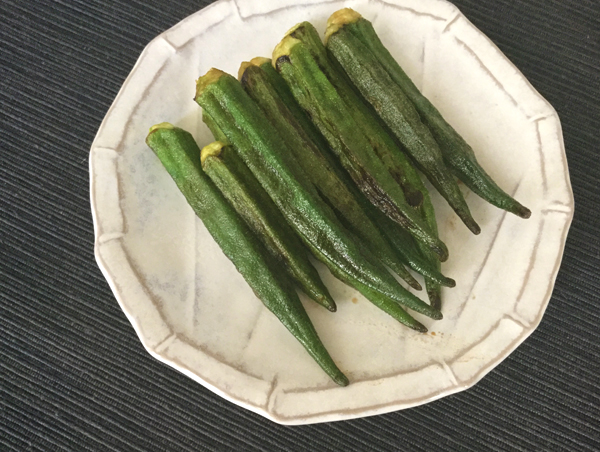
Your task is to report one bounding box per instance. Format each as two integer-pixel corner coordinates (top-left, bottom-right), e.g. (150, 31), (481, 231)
(430, 309), (443, 321)
(412, 321), (428, 334)
(515, 204), (532, 219)
(464, 217), (481, 235)
(333, 372), (350, 387)
(195, 68), (227, 99)
(200, 141), (225, 166)
(442, 276), (456, 288)
(325, 8), (362, 43)
(272, 35), (301, 69)
(433, 241), (449, 263)
(323, 300), (337, 312)
(406, 275), (422, 292)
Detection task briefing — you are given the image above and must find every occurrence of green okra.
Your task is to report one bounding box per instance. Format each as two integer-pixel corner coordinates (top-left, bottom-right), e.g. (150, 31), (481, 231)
(272, 36), (449, 262)
(416, 191), (444, 311)
(287, 22), (426, 210)
(325, 17), (481, 235)
(252, 59), (371, 199)
(331, 171), (454, 292)
(195, 69), (441, 324)
(241, 59), (329, 157)
(238, 59), (422, 291)
(367, 167), (446, 308)
(260, 46), (452, 291)
(371, 206), (454, 291)
(330, 8), (531, 219)
(368, 190), (445, 309)
(146, 123), (348, 386)
(285, 22), (451, 292)
(201, 141), (337, 311)
(242, 58), (453, 291)
(202, 111), (228, 143)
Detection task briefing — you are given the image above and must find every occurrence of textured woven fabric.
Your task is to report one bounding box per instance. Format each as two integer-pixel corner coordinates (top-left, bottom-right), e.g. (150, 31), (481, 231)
(1, 0), (598, 450)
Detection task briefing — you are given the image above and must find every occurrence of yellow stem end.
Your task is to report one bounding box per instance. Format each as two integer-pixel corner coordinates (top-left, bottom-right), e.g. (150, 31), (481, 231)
(325, 8), (362, 43)
(272, 35), (301, 68)
(149, 122), (175, 133)
(200, 141), (225, 166)
(237, 58), (271, 81)
(195, 68), (227, 99)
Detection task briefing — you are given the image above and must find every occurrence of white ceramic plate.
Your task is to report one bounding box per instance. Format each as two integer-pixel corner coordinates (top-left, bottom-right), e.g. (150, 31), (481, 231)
(89, 0), (574, 424)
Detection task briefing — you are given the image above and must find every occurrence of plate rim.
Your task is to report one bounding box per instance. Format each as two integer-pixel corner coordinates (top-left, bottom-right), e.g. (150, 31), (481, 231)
(89, 0), (575, 424)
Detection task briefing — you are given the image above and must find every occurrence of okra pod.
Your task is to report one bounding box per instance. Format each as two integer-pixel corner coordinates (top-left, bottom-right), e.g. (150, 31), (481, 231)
(146, 124), (348, 386)
(238, 59), (422, 290)
(273, 36), (449, 262)
(201, 141), (337, 311)
(325, 18), (481, 235)
(242, 59), (453, 292)
(285, 22), (425, 209)
(330, 8), (531, 219)
(195, 70), (442, 323)
(202, 111), (228, 143)
(416, 192), (444, 311)
(374, 180), (446, 308)
(243, 58), (347, 179)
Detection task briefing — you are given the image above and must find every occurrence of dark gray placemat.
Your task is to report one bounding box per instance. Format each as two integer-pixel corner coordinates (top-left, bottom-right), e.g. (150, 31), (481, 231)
(1, 0), (598, 450)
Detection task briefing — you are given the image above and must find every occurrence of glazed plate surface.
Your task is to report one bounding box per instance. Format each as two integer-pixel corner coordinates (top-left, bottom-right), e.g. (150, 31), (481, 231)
(90, 0), (573, 424)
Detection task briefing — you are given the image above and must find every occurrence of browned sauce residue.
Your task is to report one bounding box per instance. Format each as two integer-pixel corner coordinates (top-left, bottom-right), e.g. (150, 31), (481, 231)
(351, 297), (358, 304)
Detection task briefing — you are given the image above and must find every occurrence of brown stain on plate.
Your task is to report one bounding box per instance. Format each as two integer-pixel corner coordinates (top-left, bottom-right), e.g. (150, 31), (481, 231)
(446, 215), (457, 231)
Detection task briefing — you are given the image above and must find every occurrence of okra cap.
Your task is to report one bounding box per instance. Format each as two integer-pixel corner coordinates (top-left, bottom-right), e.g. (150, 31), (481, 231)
(237, 57), (271, 81)
(195, 68), (227, 100)
(325, 8), (362, 43)
(284, 22), (305, 38)
(146, 123), (176, 147)
(272, 35), (301, 69)
(148, 122), (175, 133)
(200, 141), (226, 166)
